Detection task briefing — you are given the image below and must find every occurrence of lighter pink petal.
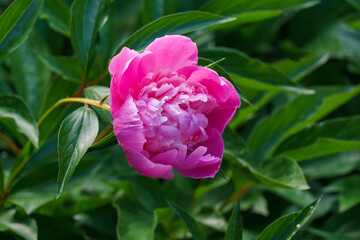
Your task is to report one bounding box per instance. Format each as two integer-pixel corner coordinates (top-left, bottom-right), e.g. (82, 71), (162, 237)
(145, 35), (198, 72)
(113, 96), (146, 151)
(124, 147), (174, 179)
(152, 149), (178, 165)
(176, 154), (221, 178)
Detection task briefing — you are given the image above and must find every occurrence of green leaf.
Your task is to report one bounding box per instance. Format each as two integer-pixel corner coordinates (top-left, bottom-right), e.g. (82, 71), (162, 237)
(347, 0), (360, 11)
(248, 86), (360, 163)
(0, 94), (38, 147)
(116, 11), (235, 52)
(40, 0), (70, 36)
(276, 116), (360, 161)
(70, 0), (107, 76)
(0, 0), (44, 63)
(198, 57), (252, 106)
(167, 201), (206, 240)
(84, 86), (112, 123)
(0, 208), (37, 240)
(225, 201), (243, 240)
(37, 53), (82, 83)
(142, 0), (178, 24)
(89, 131), (117, 152)
(257, 198), (321, 240)
(224, 130), (308, 189)
(113, 196), (157, 240)
(7, 31), (51, 117)
(200, 48), (314, 94)
(273, 53), (330, 82)
(306, 22), (360, 63)
(38, 77), (78, 146)
(255, 157), (309, 190)
(229, 53), (330, 127)
(7, 190), (55, 215)
(325, 174), (360, 212)
(57, 107), (99, 198)
(301, 150), (360, 180)
(201, 0), (320, 15)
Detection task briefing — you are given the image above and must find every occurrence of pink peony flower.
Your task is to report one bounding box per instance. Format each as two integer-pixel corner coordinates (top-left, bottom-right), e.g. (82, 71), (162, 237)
(109, 35), (240, 179)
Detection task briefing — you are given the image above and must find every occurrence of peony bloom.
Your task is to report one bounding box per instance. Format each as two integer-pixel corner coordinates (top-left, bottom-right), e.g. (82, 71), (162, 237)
(109, 35), (240, 179)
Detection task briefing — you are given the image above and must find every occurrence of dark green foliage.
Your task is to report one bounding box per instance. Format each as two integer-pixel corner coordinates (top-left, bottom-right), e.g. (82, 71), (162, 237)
(0, 0), (359, 239)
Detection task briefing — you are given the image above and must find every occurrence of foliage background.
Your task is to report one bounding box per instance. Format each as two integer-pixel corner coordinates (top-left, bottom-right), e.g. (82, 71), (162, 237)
(0, 0), (360, 239)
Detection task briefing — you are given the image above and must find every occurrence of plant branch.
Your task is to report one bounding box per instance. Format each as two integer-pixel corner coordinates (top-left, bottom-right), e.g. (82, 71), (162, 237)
(38, 97), (110, 126)
(0, 131), (21, 156)
(0, 97), (110, 208)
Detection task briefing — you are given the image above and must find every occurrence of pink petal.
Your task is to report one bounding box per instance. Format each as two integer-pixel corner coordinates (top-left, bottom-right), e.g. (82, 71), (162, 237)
(109, 47), (138, 76)
(113, 96), (146, 151)
(119, 51), (154, 100)
(206, 108), (237, 134)
(152, 149), (178, 165)
(176, 154), (221, 178)
(123, 147), (174, 179)
(145, 35), (198, 72)
(220, 77), (241, 109)
(109, 47), (139, 116)
(198, 128), (224, 158)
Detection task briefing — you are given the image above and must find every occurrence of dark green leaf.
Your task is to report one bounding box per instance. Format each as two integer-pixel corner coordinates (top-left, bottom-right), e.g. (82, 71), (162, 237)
(7, 31), (51, 117)
(276, 116), (360, 161)
(224, 131), (308, 189)
(89, 131), (117, 152)
(198, 57), (252, 106)
(325, 174), (360, 212)
(142, 0), (178, 24)
(257, 198), (321, 240)
(200, 48), (314, 94)
(347, 0), (360, 11)
(306, 22), (360, 64)
(225, 201), (243, 240)
(201, 0), (320, 15)
(57, 107), (99, 198)
(248, 86), (360, 163)
(84, 86), (112, 122)
(301, 150), (360, 180)
(40, 0), (70, 36)
(0, 0), (44, 63)
(273, 53), (330, 82)
(113, 196), (157, 240)
(7, 190), (55, 215)
(0, 94), (38, 147)
(167, 201), (206, 240)
(70, 0), (107, 75)
(0, 208), (37, 240)
(255, 157), (309, 190)
(37, 54), (82, 84)
(117, 11), (235, 52)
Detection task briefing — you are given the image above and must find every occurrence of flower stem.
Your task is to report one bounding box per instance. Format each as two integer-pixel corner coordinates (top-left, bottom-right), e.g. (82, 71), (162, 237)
(0, 131), (21, 156)
(0, 97), (110, 208)
(38, 97), (110, 126)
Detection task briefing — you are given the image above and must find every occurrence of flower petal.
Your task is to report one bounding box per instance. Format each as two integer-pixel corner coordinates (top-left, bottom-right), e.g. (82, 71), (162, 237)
(199, 127), (224, 158)
(109, 47), (138, 76)
(113, 96), (146, 151)
(152, 149), (178, 165)
(124, 147), (174, 179)
(119, 51), (153, 100)
(145, 35), (198, 72)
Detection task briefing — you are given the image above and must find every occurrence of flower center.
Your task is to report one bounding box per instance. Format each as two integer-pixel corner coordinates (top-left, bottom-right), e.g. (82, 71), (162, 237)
(134, 73), (217, 157)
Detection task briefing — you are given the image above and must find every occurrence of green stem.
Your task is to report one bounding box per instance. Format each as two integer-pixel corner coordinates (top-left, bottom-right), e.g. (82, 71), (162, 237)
(38, 97), (110, 126)
(0, 97), (111, 207)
